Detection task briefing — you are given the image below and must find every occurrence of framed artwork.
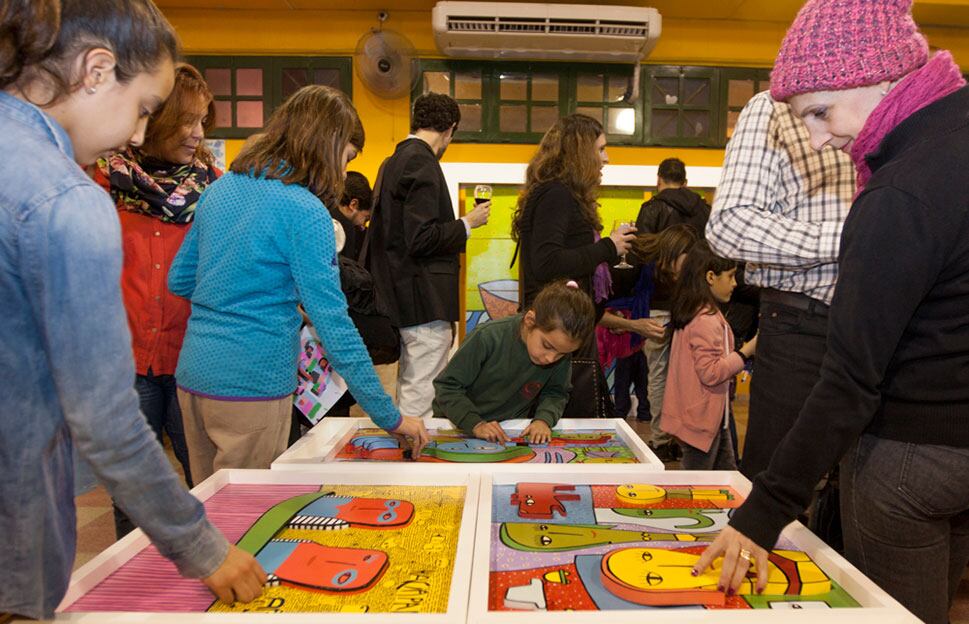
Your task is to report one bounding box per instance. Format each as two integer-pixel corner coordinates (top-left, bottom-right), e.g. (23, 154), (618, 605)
(469, 469), (918, 623)
(55, 467), (478, 623)
(272, 418), (663, 472)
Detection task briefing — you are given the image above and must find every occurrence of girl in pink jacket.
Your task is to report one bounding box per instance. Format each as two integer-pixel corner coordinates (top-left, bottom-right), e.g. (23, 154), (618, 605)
(661, 242), (757, 470)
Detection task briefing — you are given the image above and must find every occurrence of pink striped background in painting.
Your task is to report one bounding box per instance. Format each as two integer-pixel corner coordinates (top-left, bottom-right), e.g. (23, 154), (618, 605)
(65, 484), (321, 613)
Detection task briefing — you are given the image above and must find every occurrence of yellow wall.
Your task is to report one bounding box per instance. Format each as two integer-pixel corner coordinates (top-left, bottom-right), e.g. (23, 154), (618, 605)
(164, 8), (969, 178)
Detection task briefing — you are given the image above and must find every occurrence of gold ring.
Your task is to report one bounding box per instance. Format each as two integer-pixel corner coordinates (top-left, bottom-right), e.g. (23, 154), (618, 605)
(738, 548), (752, 562)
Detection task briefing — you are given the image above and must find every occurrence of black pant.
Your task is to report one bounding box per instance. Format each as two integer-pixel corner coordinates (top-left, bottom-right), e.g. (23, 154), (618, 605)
(562, 333), (615, 419)
(741, 297), (828, 478)
(613, 350), (650, 420)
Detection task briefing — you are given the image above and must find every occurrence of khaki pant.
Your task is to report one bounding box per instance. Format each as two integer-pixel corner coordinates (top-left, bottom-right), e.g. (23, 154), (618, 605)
(177, 390), (292, 483)
(397, 321), (453, 418)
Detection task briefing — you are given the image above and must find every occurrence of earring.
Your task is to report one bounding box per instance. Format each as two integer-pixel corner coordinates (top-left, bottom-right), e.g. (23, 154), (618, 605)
(86, 86), (97, 94)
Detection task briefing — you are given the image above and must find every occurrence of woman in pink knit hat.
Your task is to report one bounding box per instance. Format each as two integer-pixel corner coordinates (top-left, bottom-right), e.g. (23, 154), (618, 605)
(694, 1), (969, 621)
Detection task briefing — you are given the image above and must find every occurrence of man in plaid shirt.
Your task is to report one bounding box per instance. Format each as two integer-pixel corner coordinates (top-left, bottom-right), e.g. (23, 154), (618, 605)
(706, 91), (855, 486)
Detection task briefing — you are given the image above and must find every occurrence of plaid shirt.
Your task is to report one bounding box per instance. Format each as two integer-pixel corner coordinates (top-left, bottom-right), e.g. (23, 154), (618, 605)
(707, 91), (855, 304)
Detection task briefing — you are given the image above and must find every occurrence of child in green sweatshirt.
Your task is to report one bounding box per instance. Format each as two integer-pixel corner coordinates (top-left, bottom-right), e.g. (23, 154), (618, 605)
(432, 280), (596, 444)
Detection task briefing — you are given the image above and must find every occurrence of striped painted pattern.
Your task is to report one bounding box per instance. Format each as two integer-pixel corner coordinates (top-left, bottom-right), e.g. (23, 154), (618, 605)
(64, 484), (320, 613)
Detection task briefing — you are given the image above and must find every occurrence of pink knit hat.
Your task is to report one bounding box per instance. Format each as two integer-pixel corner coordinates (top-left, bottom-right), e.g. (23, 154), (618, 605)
(770, 0), (929, 102)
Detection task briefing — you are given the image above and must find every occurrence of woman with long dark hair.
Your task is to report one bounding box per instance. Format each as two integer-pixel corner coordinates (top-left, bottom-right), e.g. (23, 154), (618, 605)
(0, 1), (263, 618)
(512, 113), (659, 418)
(696, 2), (969, 621)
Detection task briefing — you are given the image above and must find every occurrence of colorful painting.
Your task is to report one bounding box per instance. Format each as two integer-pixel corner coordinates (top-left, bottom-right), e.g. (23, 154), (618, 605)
(488, 482), (861, 612)
(66, 483), (466, 615)
(334, 428), (638, 464)
(295, 325), (348, 425)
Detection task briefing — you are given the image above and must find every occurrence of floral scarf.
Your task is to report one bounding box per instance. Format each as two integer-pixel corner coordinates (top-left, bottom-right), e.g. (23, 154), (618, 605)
(99, 150), (218, 223)
(850, 51), (965, 194)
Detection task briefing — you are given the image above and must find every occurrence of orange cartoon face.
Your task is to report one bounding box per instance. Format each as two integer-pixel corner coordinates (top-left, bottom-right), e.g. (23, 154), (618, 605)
(257, 542), (388, 593)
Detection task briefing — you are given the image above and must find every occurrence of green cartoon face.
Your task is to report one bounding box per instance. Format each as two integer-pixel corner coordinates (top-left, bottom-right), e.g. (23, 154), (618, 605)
(499, 522), (643, 552)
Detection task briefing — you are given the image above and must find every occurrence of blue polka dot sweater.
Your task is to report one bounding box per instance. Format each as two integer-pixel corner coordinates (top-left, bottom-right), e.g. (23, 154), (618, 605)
(169, 171), (401, 431)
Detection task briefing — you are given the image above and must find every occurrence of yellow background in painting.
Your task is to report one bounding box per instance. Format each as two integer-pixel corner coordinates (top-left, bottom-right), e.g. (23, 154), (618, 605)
(209, 485), (466, 614)
(462, 185), (649, 315)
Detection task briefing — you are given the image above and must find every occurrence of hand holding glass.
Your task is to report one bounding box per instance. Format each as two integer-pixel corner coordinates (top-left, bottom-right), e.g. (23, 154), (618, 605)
(612, 220), (636, 269)
(474, 184), (492, 206)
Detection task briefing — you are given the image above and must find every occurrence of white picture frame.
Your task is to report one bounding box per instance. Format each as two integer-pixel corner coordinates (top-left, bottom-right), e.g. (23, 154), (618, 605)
(54, 467), (480, 623)
(271, 417), (663, 472)
(468, 469), (918, 623)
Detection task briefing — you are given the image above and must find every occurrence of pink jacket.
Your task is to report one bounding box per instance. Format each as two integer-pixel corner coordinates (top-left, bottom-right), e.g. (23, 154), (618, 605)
(661, 307), (744, 453)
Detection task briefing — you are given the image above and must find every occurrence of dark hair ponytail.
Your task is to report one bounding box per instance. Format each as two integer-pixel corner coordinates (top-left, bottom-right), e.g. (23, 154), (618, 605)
(669, 241), (736, 331)
(0, 0), (61, 90)
(528, 280), (596, 345)
(2, 0), (178, 105)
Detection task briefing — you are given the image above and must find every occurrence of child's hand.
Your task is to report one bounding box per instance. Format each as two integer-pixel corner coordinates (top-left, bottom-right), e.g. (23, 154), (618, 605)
(391, 415), (430, 459)
(740, 333), (758, 358)
(523, 420), (552, 444)
(473, 421), (510, 443)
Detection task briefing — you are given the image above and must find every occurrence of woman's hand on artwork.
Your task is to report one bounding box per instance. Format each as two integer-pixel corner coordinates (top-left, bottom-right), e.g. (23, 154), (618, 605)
(608, 224), (637, 256)
(391, 415), (430, 459)
(473, 420), (510, 444)
(692, 525), (770, 595)
(523, 419), (552, 444)
(202, 544), (267, 605)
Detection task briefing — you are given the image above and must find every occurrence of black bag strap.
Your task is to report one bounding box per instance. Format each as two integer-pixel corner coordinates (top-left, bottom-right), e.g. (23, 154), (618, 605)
(358, 156), (391, 268)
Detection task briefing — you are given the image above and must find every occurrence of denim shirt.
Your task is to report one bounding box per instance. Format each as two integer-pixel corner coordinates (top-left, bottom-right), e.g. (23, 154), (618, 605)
(0, 92), (228, 619)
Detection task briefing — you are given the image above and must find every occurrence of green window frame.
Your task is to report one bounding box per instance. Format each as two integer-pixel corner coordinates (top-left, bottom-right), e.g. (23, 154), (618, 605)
(184, 56), (352, 139)
(720, 68), (772, 143)
(415, 61), (776, 148)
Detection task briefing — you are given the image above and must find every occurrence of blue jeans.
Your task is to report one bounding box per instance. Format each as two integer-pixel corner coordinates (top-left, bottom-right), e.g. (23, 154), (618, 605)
(841, 433), (969, 624)
(679, 425), (738, 471)
(113, 371), (193, 538)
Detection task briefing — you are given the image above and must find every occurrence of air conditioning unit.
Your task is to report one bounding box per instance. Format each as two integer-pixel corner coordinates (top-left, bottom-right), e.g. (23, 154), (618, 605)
(432, 1), (661, 63)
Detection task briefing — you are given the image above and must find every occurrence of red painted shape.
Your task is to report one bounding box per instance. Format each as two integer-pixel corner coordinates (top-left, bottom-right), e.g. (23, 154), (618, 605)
(510, 483), (581, 519)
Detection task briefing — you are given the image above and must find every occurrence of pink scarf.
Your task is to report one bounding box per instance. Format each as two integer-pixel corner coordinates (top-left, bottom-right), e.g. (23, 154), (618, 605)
(850, 52), (965, 194)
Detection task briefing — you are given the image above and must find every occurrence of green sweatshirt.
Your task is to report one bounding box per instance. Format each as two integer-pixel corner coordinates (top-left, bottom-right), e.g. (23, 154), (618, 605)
(432, 314), (572, 434)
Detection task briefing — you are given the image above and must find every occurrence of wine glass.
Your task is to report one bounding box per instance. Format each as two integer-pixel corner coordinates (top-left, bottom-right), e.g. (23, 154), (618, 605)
(474, 184), (493, 206)
(613, 219), (635, 269)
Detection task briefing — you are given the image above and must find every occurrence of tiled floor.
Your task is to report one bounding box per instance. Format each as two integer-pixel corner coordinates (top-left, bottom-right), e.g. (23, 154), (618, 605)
(70, 392), (969, 621)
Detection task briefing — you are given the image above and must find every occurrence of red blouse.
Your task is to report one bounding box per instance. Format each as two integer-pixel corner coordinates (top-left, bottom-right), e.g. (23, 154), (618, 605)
(94, 169), (208, 376)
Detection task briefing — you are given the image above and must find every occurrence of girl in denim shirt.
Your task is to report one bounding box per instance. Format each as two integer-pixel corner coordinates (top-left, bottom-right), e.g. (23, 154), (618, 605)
(0, 0), (263, 618)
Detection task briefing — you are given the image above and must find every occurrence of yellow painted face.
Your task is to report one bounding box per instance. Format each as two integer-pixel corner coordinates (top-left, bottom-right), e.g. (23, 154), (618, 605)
(615, 484), (667, 504)
(604, 548), (718, 591)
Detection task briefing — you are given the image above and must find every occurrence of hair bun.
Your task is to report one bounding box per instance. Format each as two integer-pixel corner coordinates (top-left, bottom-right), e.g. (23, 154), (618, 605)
(0, 0), (60, 89)
(565, 280), (579, 289)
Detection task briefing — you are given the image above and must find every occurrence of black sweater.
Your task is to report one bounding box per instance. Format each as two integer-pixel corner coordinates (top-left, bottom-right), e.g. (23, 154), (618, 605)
(517, 181), (617, 308)
(732, 86), (969, 549)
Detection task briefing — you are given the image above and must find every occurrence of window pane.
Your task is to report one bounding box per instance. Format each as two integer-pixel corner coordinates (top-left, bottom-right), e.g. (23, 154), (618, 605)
(236, 68), (263, 96)
(236, 100), (264, 128)
(726, 110), (741, 139)
(205, 68), (231, 97)
(314, 68), (341, 89)
(652, 76), (679, 106)
(531, 74), (558, 101)
(651, 109), (678, 138)
(683, 110), (710, 138)
(499, 73), (527, 100)
(281, 68), (308, 101)
(213, 100), (232, 128)
(608, 107), (636, 135)
(682, 77), (710, 107)
(608, 75), (629, 102)
(530, 106), (559, 133)
(577, 73), (604, 102)
(500, 104), (527, 132)
(423, 71), (450, 95)
(728, 79), (755, 108)
(458, 103), (482, 132)
(454, 71), (481, 99)
(576, 106), (602, 124)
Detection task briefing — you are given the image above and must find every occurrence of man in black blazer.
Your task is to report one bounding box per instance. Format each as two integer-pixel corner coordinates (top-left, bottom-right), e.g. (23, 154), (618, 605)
(367, 93), (491, 418)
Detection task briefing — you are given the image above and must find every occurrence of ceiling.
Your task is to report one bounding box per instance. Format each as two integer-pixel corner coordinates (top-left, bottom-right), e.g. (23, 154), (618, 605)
(153, 0), (969, 27)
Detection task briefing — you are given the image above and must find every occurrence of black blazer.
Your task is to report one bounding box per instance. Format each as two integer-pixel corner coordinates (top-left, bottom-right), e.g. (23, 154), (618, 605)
(367, 138), (467, 327)
(518, 181), (617, 309)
